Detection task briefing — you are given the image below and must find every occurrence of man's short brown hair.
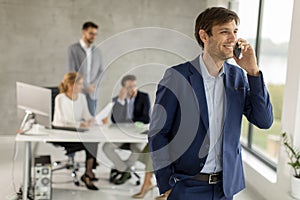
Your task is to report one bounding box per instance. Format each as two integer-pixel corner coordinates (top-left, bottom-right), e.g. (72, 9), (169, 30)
(121, 75), (136, 86)
(194, 7), (239, 49)
(82, 21), (98, 30)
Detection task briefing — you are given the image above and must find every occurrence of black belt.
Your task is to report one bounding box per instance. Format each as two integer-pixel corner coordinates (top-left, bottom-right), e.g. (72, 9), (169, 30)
(194, 172), (222, 184)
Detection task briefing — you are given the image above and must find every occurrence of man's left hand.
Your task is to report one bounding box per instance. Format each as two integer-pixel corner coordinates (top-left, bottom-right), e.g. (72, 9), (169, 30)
(234, 39), (260, 76)
(87, 84), (96, 94)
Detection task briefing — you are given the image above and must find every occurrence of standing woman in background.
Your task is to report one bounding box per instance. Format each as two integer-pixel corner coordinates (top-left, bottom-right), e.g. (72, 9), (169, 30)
(52, 72), (99, 190)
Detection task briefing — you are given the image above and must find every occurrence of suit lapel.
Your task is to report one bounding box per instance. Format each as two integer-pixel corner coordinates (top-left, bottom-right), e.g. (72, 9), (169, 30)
(187, 59), (236, 134)
(133, 91), (140, 115)
(188, 57), (209, 131)
(77, 42), (87, 57)
(224, 63), (234, 120)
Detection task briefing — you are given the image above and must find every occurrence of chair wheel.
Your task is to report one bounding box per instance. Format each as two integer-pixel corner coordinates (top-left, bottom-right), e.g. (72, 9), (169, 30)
(53, 161), (61, 165)
(136, 180), (140, 185)
(74, 181), (80, 186)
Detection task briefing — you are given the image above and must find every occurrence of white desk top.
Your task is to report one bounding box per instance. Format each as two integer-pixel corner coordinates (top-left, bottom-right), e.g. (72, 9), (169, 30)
(15, 124), (148, 143)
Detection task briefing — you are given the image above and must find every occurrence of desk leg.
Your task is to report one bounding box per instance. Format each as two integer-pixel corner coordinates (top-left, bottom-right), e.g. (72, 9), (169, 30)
(23, 141), (31, 200)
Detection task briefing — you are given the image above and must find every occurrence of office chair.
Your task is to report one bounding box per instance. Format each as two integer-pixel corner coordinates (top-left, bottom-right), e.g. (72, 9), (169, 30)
(51, 152), (82, 186)
(46, 86), (83, 186)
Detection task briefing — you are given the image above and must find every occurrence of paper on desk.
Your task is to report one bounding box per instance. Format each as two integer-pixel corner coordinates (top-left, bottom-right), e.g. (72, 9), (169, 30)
(95, 102), (115, 125)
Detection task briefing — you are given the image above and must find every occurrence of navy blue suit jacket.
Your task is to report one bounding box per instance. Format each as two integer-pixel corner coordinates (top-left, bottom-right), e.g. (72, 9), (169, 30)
(148, 57), (273, 197)
(111, 91), (150, 124)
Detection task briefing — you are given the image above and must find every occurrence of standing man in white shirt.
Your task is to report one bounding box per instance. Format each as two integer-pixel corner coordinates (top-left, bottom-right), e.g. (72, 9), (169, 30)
(67, 21), (103, 116)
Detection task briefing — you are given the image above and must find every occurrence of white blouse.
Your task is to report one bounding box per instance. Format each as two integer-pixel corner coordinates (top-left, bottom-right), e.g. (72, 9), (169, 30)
(52, 93), (92, 128)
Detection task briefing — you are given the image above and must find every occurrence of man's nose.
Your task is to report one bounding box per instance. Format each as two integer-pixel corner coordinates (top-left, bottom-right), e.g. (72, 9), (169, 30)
(228, 32), (237, 42)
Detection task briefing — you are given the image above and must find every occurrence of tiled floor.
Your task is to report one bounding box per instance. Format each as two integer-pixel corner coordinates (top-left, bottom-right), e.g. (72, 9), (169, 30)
(0, 135), (265, 200)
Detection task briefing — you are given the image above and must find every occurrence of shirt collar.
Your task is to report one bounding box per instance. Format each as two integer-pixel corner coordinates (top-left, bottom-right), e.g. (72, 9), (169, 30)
(199, 54), (225, 80)
(79, 39), (92, 50)
(126, 96), (135, 103)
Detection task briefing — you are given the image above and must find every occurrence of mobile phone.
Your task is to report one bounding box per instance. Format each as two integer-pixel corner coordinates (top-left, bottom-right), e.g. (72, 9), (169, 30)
(234, 43), (242, 59)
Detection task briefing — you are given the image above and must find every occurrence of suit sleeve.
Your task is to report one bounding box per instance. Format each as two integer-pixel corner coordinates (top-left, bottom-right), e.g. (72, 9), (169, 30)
(67, 45), (77, 72)
(111, 98), (128, 123)
(133, 94), (151, 124)
(243, 71), (273, 129)
(92, 50), (103, 86)
(148, 68), (179, 194)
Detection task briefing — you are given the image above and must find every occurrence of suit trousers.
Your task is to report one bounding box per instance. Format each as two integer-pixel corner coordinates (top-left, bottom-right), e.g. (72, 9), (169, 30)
(103, 142), (145, 172)
(167, 179), (233, 200)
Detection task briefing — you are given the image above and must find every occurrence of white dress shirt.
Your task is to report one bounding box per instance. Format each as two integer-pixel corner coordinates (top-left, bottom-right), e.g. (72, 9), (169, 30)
(117, 97), (136, 120)
(199, 55), (225, 173)
(79, 39), (92, 84)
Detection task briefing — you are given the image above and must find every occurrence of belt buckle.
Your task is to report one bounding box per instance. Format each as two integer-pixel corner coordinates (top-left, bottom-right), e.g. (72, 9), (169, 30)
(208, 173), (219, 184)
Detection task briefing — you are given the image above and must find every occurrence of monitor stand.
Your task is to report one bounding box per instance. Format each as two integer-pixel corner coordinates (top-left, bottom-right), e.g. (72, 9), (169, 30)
(18, 110), (35, 134)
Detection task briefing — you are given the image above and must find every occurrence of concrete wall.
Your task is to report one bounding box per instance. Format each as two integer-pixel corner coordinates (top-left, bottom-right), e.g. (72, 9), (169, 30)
(0, 0), (208, 134)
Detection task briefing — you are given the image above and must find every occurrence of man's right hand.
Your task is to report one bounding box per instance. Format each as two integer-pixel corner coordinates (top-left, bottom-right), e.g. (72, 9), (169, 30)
(118, 87), (128, 100)
(164, 189), (172, 196)
(156, 189), (171, 199)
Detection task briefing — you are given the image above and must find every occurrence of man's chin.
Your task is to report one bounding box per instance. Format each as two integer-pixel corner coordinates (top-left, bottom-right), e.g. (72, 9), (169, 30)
(225, 53), (234, 59)
(87, 39), (94, 44)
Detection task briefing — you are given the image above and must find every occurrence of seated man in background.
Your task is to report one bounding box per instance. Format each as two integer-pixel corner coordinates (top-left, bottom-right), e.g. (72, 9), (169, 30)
(103, 74), (150, 185)
(52, 72), (99, 190)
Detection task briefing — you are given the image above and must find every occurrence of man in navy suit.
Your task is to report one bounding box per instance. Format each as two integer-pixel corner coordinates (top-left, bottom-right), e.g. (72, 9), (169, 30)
(149, 7), (273, 200)
(103, 75), (151, 185)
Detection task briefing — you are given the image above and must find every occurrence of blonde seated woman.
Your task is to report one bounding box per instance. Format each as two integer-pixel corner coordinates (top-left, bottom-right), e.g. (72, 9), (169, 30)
(52, 72), (98, 190)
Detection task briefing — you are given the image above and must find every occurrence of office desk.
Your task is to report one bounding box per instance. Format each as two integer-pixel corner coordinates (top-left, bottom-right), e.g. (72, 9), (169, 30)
(15, 124), (148, 200)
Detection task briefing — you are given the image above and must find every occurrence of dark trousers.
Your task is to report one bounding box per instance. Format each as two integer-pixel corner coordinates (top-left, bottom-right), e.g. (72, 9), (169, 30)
(86, 95), (97, 116)
(167, 179), (233, 200)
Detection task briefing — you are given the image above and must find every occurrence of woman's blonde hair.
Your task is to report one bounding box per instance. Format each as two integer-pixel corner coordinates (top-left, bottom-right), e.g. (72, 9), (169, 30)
(59, 72), (83, 93)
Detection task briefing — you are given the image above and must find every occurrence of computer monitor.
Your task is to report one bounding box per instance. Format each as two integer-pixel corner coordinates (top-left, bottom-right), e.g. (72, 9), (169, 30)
(16, 82), (52, 129)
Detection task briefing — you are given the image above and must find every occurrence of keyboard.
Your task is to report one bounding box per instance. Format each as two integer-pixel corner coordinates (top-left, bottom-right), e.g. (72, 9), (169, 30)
(51, 125), (89, 132)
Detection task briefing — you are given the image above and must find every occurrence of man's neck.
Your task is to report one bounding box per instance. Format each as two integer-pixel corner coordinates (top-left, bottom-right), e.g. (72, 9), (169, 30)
(202, 52), (224, 77)
(127, 95), (134, 100)
(81, 38), (91, 48)
(127, 92), (137, 100)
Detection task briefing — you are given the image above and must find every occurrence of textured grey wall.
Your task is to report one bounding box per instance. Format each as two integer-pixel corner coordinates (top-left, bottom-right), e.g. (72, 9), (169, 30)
(0, 0), (209, 134)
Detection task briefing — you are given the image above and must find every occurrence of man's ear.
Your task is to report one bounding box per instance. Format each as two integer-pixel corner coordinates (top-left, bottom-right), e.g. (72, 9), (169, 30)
(199, 29), (208, 43)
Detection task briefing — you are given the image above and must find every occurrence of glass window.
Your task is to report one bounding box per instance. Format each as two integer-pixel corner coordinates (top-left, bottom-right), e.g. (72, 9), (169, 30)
(252, 0), (293, 163)
(234, 0), (293, 166)
(235, 0), (260, 48)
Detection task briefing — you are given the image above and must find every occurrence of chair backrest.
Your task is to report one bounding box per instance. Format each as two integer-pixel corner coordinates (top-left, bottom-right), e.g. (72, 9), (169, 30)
(45, 87), (60, 122)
